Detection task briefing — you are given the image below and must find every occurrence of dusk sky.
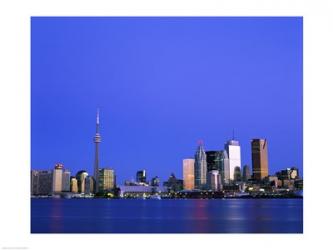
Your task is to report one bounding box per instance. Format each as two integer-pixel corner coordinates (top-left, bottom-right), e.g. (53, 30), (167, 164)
(31, 17), (303, 183)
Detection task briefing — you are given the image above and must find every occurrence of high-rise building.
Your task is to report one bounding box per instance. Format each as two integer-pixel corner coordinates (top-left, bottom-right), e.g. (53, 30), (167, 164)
(76, 170), (88, 193)
(251, 139), (269, 180)
(234, 166), (242, 182)
(151, 176), (160, 187)
(31, 170), (53, 195)
(52, 163), (64, 193)
(99, 168), (116, 192)
(207, 170), (221, 191)
(163, 173), (183, 192)
(242, 164), (251, 181)
(194, 141), (207, 189)
(206, 150), (230, 185)
(84, 176), (95, 194)
(70, 176), (78, 193)
(136, 170), (147, 184)
(183, 159), (195, 190)
(93, 109), (101, 193)
(225, 140), (241, 182)
(62, 169), (71, 192)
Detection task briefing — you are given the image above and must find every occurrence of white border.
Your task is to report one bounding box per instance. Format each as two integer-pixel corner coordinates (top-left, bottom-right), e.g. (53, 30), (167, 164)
(1, 0), (333, 250)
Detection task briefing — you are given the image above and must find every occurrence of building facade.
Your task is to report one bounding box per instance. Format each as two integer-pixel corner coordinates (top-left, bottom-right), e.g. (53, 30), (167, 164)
(183, 159), (195, 190)
(194, 142), (207, 189)
(207, 170), (221, 191)
(31, 170), (53, 195)
(52, 163), (64, 193)
(251, 139), (269, 180)
(76, 170), (88, 193)
(242, 164), (251, 181)
(99, 168), (116, 192)
(70, 176), (78, 193)
(62, 169), (71, 192)
(225, 140), (241, 182)
(136, 170), (147, 184)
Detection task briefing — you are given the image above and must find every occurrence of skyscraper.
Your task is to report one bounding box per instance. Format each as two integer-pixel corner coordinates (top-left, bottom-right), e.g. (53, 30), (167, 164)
(136, 170), (147, 184)
(52, 163), (64, 193)
(207, 170), (221, 191)
(183, 159), (195, 190)
(62, 169), (71, 192)
(194, 141), (207, 189)
(242, 164), (251, 181)
(99, 168), (116, 192)
(234, 166), (242, 182)
(94, 109), (101, 193)
(76, 170), (88, 193)
(251, 139), (269, 180)
(225, 140), (241, 182)
(31, 170), (53, 195)
(70, 176), (78, 193)
(206, 150), (230, 185)
(151, 176), (160, 187)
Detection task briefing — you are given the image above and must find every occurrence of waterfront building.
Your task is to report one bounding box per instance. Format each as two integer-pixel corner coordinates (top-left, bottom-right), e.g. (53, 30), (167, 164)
(31, 170), (53, 195)
(242, 164), (251, 182)
(207, 170), (221, 191)
(206, 150), (230, 185)
(93, 109), (101, 193)
(118, 185), (168, 198)
(84, 175), (95, 194)
(151, 176), (160, 187)
(62, 169), (71, 192)
(194, 141), (207, 189)
(276, 167), (299, 180)
(52, 163), (64, 193)
(99, 168), (116, 192)
(70, 176), (78, 193)
(136, 170), (147, 184)
(183, 159), (195, 190)
(234, 166), (242, 182)
(251, 139), (269, 180)
(225, 140), (241, 182)
(76, 170), (88, 193)
(163, 173), (183, 192)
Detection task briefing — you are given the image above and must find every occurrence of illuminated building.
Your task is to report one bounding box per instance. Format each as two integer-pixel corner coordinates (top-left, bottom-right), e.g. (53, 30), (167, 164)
(31, 170), (53, 195)
(194, 141), (207, 189)
(62, 169), (71, 192)
(207, 170), (221, 191)
(225, 139), (241, 182)
(70, 176), (78, 193)
(76, 170), (88, 193)
(251, 139), (269, 180)
(151, 176), (160, 187)
(183, 159), (195, 190)
(99, 168), (116, 192)
(136, 170), (147, 184)
(52, 163), (64, 193)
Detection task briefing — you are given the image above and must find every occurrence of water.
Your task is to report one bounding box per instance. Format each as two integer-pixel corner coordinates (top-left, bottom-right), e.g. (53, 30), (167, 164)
(31, 198), (303, 233)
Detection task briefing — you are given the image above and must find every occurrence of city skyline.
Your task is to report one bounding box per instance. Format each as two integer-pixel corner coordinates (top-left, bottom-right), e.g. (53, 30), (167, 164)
(31, 17), (303, 183)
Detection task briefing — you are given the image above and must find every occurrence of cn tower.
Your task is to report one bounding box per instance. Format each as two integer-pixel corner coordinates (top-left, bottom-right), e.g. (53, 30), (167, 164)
(93, 109), (101, 193)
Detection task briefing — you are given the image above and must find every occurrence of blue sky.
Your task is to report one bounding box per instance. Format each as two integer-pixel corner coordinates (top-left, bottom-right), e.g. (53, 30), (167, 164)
(31, 17), (303, 183)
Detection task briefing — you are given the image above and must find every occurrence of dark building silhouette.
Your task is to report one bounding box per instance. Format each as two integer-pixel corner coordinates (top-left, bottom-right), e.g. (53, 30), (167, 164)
(163, 173), (183, 192)
(251, 139), (269, 180)
(136, 170), (147, 184)
(242, 164), (251, 181)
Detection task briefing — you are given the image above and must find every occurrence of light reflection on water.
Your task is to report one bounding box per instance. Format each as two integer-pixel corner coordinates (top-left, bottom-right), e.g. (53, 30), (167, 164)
(31, 198), (303, 233)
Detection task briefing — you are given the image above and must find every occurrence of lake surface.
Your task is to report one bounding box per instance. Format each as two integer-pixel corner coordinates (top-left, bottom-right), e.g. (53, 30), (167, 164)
(31, 198), (303, 233)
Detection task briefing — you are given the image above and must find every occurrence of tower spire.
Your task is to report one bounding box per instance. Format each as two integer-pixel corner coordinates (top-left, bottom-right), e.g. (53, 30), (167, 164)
(96, 108), (100, 133)
(232, 129), (235, 140)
